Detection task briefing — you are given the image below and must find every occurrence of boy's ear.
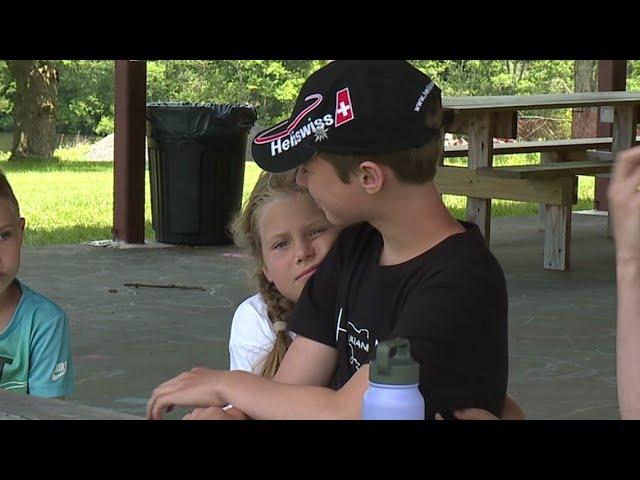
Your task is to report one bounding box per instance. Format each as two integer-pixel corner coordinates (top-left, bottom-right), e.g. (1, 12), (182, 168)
(357, 161), (384, 194)
(19, 217), (25, 233)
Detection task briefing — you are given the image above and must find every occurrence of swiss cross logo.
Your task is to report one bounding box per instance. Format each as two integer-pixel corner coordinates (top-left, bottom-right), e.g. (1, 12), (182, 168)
(335, 88), (354, 127)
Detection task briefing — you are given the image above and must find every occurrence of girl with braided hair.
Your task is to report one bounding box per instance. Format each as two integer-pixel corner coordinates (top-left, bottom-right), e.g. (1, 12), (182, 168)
(181, 169), (340, 420)
(227, 169), (340, 378)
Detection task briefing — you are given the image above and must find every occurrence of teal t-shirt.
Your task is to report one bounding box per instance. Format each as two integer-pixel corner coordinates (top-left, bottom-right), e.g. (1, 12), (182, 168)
(0, 280), (74, 397)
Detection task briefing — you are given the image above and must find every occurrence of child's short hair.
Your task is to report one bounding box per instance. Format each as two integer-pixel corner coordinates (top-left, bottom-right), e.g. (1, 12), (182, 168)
(0, 170), (21, 218)
(320, 135), (444, 185)
(320, 87), (444, 184)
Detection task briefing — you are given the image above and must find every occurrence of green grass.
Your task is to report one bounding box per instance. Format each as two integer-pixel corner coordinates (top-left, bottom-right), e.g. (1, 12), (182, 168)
(0, 147), (595, 247)
(0, 145), (154, 246)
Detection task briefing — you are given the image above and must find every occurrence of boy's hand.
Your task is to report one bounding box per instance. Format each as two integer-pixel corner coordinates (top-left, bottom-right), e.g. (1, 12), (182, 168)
(146, 367), (226, 420)
(435, 394), (525, 420)
(436, 409), (499, 420)
(609, 146), (640, 261)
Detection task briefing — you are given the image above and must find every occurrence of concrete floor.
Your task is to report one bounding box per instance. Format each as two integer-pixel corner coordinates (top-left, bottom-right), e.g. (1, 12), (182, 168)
(17, 213), (619, 419)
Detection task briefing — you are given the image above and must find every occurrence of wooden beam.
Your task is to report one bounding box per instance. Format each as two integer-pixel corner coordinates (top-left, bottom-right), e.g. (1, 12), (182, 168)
(445, 136), (640, 158)
(444, 91), (640, 111)
(476, 160), (612, 179)
(445, 110), (517, 139)
(113, 60), (147, 244)
(566, 150), (615, 162)
(435, 166), (576, 205)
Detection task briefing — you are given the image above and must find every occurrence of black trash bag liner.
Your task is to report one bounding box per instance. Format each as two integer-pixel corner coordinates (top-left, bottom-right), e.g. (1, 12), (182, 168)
(146, 102), (257, 143)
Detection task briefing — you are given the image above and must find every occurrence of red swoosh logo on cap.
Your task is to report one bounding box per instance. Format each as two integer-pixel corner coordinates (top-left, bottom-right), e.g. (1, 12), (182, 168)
(254, 94), (324, 144)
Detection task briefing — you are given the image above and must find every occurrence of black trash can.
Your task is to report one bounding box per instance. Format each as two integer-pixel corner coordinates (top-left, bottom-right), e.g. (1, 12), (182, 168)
(146, 102), (257, 245)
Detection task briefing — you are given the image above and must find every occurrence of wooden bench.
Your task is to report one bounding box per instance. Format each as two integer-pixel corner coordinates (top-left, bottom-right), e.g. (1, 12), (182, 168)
(435, 136), (639, 270)
(475, 160), (613, 179)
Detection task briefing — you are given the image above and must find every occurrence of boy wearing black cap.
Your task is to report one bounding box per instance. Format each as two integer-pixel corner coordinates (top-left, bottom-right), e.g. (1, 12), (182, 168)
(147, 60), (508, 420)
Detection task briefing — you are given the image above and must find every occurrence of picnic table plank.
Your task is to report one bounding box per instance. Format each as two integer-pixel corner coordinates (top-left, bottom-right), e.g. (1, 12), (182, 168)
(0, 390), (142, 420)
(477, 160), (613, 179)
(444, 137), (628, 157)
(443, 91), (640, 112)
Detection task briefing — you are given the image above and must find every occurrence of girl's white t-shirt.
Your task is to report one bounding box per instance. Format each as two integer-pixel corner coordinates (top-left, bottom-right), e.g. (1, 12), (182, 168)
(229, 293), (296, 374)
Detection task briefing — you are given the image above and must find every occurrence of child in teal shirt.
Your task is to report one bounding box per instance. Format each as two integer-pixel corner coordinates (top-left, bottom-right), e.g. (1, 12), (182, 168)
(0, 170), (74, 398)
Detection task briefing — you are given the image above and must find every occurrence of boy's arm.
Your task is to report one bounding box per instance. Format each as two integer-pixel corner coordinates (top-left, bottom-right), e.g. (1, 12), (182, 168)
(147, 336), (369, 420)
(167, 231), (350, 420)
(222, 363), (368, 420)
(272, 335), (339, 386)
(225, 335), (344, 419)
(184, 336), (340, 420)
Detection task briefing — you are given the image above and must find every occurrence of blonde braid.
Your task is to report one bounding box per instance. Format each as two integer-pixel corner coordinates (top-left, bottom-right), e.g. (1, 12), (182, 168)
(256, 274), (294, 378)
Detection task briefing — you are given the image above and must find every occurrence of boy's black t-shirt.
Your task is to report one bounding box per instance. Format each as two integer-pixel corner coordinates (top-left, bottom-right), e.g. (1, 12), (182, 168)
(288, 221), (509, 419)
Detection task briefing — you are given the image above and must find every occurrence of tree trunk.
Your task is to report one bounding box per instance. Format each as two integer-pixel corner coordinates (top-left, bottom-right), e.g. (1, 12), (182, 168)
(5, 60), (58, 161)
(572, 60), (598, 139)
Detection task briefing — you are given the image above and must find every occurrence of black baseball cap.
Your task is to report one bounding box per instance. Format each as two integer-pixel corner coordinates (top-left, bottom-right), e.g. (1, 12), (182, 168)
(251, 60), (443, 173)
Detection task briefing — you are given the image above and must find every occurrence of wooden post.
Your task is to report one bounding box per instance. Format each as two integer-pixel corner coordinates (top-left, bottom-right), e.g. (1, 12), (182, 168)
(538, 151), (568, 230)
(113, 60), (146, 244)
(607, 105), (637, 237)
(594, 60), (627, 213)
(544, 198), (573, 271)
(466, 112), (493, 243)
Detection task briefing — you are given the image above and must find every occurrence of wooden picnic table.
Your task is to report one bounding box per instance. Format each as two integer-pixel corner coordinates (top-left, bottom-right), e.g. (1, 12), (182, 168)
(0, 389), (141, 420)
(441, 91), (640, 258)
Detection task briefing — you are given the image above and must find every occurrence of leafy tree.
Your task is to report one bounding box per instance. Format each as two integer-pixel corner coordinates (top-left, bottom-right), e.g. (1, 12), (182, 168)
(1, 60), (636, 141)
(6, 60), (59, 160)
(56, 60), (114, 135)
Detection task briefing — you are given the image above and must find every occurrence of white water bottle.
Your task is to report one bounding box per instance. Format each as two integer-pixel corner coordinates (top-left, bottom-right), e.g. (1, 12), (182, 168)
(362, 338), (425, 420)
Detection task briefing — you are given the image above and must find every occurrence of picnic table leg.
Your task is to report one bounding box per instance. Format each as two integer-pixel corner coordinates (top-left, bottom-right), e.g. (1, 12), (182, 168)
(538, 152), (570, 231)
(466, 112), (493, 243)
(543, 184), (575, 271)
(608, 105), (637, 237)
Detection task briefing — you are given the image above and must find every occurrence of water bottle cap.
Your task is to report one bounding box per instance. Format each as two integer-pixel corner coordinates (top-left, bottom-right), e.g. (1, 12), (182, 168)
(369, 338), (420, 385)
